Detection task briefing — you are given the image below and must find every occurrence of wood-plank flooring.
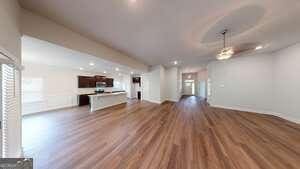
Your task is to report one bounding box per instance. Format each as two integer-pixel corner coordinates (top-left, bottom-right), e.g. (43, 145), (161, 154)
(22, 96), (300, 169)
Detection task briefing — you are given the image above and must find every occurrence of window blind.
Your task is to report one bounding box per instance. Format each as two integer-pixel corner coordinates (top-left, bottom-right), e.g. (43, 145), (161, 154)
(0, 48), (22, 158)
(1, 64), (20, 157)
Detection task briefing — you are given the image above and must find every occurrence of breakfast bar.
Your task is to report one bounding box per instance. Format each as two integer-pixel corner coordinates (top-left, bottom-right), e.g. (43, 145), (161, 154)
(88, 92), (127, 112)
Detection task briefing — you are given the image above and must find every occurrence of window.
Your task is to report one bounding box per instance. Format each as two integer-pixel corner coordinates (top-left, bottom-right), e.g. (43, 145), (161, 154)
(0, 49), (22, 157)
(1, 64), (21, 157)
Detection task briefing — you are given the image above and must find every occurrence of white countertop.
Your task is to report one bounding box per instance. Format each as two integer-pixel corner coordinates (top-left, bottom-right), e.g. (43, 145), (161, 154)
(88, 92), (127, 98)
(88, 91), (127, 112)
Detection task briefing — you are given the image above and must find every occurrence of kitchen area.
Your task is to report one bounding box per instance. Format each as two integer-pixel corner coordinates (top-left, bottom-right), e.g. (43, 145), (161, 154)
(78, 75), (141, 112)
(21, 36), (144, 116)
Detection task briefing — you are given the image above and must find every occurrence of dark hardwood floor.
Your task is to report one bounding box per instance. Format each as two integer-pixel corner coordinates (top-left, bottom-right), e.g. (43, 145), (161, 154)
(22, 96), (300, 169)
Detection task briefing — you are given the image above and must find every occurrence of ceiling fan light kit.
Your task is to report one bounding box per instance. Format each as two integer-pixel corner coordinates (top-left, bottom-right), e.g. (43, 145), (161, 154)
(217, 47), (234, 60)
(216, 29), (234, 60)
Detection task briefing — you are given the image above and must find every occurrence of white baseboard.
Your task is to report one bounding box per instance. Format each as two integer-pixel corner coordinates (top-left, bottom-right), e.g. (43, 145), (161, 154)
(165, 99), (179, 102)
(22, 104), (78, 116)
(143, 98), (179, 104)
(210, 104), (300, 124)
(143, 99), (162, 104)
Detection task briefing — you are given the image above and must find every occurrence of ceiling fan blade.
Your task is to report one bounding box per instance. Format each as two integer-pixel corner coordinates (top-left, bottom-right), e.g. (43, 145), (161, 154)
(233, 43), (259, 56)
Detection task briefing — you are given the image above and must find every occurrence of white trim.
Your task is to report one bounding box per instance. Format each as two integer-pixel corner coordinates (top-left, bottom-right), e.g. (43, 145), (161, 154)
(144, 99), (180, 104)
(166, 99), (179, 102)
(143, 99), (162, 104)
(210, 104), (300, 124)
(22, 104), (78, 116)
(0, 46), (22, 70)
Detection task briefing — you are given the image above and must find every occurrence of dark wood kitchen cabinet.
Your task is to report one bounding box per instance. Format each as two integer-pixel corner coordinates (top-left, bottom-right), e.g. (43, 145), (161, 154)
(78, 75), (113, 88)
(95, 75), (106, 83)
(89, 77), (96, 87)
(78, 94), (90, 106)
(105, 78), (114, 87)
(78, 76), (91, 88)
(78, 76), (96, 88)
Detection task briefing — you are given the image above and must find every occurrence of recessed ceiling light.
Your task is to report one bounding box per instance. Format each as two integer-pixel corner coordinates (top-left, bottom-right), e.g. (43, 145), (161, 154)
(173, 60), (178, 65)
(115, 67), (119, 71)
(79, 67), (84, 70)
(89, 62), (95, 66)
(255, 45), (263, 50)
(130, 71), (134, 74)
(103, 71), (107, 74)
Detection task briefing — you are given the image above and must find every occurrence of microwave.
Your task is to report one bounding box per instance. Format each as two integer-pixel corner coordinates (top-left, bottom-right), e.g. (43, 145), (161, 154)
(96, 81), (106, 88)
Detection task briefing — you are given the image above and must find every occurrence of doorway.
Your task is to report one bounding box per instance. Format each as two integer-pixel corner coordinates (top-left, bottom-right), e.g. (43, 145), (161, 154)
(183, 79), (195, 95)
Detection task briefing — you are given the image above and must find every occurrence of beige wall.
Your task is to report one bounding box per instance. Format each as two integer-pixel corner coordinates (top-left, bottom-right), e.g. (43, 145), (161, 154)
(0, 0), (21, 60)
(21, 9), (148, 72)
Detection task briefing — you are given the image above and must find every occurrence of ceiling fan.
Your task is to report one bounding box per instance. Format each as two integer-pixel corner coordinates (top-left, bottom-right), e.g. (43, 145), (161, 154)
(216, 29), (263, 60)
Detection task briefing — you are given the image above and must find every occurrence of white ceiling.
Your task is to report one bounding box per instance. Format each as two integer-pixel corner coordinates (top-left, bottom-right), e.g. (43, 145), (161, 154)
(22, 36), (142, 76)
(19, 0), (300, 67)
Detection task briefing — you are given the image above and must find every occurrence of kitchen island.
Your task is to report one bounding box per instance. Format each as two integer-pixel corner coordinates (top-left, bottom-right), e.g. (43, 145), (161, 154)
(88, 92), (127, 112)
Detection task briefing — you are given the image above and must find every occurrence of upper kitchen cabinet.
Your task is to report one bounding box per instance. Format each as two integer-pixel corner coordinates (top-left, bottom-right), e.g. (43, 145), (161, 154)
(78, 76), (96, 88)
(78, 75), (113, 88)
(95, 75), (106, 82)
(78, 76), (90, 88)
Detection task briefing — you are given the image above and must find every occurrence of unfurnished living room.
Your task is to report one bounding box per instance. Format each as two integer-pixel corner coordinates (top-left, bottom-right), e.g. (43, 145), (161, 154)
(0, 0), (300, 168)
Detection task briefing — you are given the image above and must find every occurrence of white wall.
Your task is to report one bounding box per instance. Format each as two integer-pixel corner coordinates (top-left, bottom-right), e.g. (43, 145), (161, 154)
(123, 74), (132, 98)
(22, 62), (127, 115)
(141, 65), (163, 103)
(208, 43), (300, 123)
(178, 69), (182, 96)
(165, 67), (181, 102)
(142, 66), (181, 103)
(160, 66), (166, 102)
(0, 0), (22, 157)
(141, 74), (150, 101)
(273, 44), (300, 122)
(197, 69), (208, 98)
